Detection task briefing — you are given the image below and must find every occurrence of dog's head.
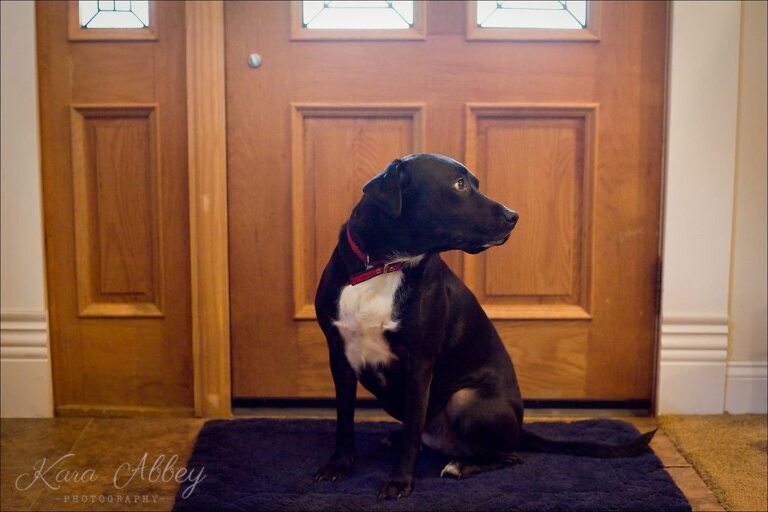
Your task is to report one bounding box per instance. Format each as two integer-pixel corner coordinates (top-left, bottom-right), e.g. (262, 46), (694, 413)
(362, 153), (518, 255)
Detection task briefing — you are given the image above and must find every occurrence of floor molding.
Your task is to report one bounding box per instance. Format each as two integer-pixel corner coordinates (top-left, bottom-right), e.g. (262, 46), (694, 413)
(725, 360), (768, 413)
(0, 310), (53, 417)
(0, 311), (48, 359)
(657, 317), (729, 414)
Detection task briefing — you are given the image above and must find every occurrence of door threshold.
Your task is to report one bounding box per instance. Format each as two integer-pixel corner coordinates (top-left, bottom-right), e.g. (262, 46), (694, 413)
(233, 407), (650, 419)
(232, 398), (652, 419)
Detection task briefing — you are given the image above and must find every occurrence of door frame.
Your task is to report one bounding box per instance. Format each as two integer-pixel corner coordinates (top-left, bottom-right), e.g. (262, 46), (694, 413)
(186, 1), (231, 417)
(184, 1), (745, 417)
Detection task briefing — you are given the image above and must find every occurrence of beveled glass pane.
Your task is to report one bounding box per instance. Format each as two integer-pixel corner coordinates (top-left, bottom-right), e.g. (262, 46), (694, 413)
(79, 0), (149, 29)
(327, 1), (392, 7)
(303, 0), (414, 29)
(565, 1), (587, 26)
(79, 0), (98, 26)
(302, 1), (325, 24)
(477, 0), (588, 30)
(131, 1), (149, 25)
(506, 1), (567, 9)
(391, 1), (414, 24)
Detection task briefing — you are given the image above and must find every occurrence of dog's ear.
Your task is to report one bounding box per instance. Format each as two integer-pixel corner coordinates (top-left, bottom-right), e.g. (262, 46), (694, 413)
(363, 159), (404, 218)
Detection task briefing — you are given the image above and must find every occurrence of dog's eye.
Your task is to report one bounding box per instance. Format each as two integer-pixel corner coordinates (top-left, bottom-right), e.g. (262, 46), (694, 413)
(454, 178), (466, 191)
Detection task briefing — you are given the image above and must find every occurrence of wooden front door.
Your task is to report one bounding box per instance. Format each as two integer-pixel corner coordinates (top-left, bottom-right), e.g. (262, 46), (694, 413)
(227, 1), (667, 402)
(37, 1), (193, 415)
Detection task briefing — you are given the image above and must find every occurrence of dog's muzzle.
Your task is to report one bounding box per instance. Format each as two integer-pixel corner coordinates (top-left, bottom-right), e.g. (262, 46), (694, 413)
(502, 208), (519, 230)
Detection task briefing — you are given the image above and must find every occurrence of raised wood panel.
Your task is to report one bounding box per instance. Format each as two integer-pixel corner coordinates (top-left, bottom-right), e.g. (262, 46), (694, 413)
(71, 105), (164, 317)
(465, 104), (596, 320)
(291, 104), (424, 319)
(484, 119), (580, 297)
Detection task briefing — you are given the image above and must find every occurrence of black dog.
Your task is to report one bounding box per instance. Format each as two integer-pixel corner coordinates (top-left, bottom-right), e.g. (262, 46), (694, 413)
(313, 154), (654, 499)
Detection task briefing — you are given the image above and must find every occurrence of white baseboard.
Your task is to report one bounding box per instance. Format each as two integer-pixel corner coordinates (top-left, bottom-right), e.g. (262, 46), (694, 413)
(725, 361), (768, 413)
(657, 317), (728, 414)
(0, 311), (54, 417)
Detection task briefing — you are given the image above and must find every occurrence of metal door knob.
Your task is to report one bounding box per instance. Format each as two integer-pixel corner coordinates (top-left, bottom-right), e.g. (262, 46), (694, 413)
(248, 53), (263, 69)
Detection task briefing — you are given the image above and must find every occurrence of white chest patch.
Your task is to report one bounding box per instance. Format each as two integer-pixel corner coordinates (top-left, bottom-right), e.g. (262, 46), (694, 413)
(333, 271), (404, 375)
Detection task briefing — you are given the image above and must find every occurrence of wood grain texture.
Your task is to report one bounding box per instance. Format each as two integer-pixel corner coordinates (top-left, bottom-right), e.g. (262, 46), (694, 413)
(464, 104), (597, 320)
(291, 105), (424, 319)
(226, 1), (667, 400)
(297, 323), (374, 398)
(497, 322), (588, 398)
(70, 105), (163, 317)
(485, 120), (577, 296)
(185, 0), (231, 417)
(38, 1), (193, 414)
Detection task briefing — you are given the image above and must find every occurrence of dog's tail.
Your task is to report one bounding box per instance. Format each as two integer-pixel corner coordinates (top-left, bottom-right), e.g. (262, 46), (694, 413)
(519, 427), (657, 458)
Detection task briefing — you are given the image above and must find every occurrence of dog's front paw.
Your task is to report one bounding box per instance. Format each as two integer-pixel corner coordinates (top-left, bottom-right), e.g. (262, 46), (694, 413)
(314, 461), (352, 482)
(378, 476), (413, 499)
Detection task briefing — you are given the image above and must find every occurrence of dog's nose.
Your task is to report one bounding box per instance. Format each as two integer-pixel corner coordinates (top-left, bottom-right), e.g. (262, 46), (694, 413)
(503, 208), (519, 228)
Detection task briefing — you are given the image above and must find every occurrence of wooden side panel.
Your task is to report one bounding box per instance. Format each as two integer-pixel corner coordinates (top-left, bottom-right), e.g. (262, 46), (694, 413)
(465, 104), (596, 320)
(186, 0), (231, 417)
(71, 106), (163, 317)
(38, 1), (193, 414)
(292, 105), (424, 318)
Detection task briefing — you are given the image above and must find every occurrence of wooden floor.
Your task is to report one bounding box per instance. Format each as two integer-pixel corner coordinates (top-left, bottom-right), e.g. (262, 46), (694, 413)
(0, 414), (723, 511)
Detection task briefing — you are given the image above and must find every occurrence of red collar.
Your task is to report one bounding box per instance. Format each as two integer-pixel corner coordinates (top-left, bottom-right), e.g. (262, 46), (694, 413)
(346, 223), (406, 286)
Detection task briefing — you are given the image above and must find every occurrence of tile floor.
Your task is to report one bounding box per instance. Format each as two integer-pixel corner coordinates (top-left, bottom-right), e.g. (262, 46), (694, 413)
(0, 414), (723, 511)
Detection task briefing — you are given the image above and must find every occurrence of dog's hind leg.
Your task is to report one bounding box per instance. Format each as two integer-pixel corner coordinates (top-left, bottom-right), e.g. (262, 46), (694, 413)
(437, 387), (524, 479)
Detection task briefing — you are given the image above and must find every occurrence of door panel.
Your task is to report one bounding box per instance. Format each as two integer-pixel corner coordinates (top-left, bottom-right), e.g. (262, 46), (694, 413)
(292, 105), (424, 318)
(71, 106), (164, 317)
(37, 1), (193, 414)
(465, 105), (596, 320)
(227, 1), (666, 401)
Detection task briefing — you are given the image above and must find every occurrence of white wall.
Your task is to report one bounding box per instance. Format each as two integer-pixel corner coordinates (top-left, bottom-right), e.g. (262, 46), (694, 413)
(658, 0), (768, 414)
(657, 1), (742, 414)
(0, 1), (54, 417)
(726, 0), (768, 414)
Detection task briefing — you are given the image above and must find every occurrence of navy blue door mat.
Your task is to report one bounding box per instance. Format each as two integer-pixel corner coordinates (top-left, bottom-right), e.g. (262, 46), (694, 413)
(174, 418), (690, 512)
